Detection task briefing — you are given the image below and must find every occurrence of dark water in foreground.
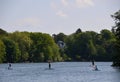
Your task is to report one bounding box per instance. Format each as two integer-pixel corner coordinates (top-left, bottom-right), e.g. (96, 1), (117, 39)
(0, 62), (120, 82)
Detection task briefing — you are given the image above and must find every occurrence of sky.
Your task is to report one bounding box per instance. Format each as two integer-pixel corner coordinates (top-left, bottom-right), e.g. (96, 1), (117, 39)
(0, 0), (120, 35)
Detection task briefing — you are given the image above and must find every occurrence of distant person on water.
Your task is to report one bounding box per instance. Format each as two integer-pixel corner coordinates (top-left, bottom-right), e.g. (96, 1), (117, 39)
(9, 63), (11, 67)
(8, 63), (12, 69)
(91, 60), (99, 71)
(48, 61), (51, 69)
(47, 60), (51, 69)
(92, 60), (95, 66)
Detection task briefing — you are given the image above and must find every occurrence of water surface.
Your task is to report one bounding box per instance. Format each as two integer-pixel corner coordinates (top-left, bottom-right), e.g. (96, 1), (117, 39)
(0, 62), (120, 82)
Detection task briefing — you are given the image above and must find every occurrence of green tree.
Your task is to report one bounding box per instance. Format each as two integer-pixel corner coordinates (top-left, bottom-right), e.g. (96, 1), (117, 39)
(52, 33), (67, 43)
(112, 10), (120, 66)
(65, 34), (77, 60)
(0, 40), (6, 63)
(50, 43), (62, 61)
(87, 40), (97, 60)
(66, 32), (93, 61)
(9, 31), (32, 62)
(0, 28), (7, 36)
(99, 29), (115, 61)
(2, 37), (20, 63)
(101, 29), (115, 41)
(30, 33), (61, 62)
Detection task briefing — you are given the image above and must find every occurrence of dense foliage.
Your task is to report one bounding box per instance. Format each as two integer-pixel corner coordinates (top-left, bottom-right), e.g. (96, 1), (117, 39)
(112, 10), (120, 66)
(0, 27), (116, 63)
(54, 29), (115, 62)
(0, 30), (62, 63)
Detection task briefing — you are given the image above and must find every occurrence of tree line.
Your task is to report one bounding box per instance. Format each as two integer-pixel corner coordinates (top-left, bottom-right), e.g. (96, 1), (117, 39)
(0, 31), (62, 63)
(0, 27), (115, 63)
(0, 10), (120, 67)
(53, 29), (115, 62)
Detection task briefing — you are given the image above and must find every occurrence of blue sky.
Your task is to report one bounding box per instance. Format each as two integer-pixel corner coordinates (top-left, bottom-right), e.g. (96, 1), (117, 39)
(0, 0), (120, 35)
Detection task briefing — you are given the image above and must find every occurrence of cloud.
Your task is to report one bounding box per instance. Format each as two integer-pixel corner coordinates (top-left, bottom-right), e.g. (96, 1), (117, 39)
(50, 1), (68, 17)
(75, 0), (94, 8)
(50, 0), (94, 18)
(50, 0), (94, 12)
(61, 0), (69, 6)
(56, 10), (68, 17)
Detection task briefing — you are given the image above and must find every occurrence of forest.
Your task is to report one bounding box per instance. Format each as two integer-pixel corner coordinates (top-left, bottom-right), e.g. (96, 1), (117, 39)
(0, 10), (120, 66)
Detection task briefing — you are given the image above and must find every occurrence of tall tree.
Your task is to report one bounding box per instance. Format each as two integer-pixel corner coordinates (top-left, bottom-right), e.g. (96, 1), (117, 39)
(112, 10), (120, 66)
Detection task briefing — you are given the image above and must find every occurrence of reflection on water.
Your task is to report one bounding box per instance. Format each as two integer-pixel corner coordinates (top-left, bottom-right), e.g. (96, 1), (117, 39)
(0, 62), (120, 82)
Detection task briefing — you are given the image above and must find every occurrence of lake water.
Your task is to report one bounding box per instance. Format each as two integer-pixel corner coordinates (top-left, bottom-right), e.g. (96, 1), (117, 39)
(0, 62), (120, 82)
